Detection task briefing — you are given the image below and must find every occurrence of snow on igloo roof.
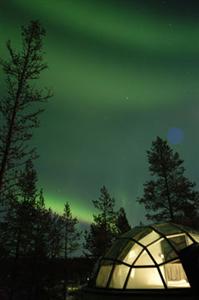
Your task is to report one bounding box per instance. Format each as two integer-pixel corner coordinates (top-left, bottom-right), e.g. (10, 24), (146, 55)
(95, 223), (199, 290)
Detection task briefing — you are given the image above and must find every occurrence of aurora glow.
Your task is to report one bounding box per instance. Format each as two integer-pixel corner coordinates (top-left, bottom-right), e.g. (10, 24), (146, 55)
(46, 194), (93, 224)
(1, 0), (199, 225)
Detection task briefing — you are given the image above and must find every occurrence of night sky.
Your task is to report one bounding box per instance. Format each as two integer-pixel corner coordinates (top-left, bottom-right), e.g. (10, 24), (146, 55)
(1, 0), (199, 226)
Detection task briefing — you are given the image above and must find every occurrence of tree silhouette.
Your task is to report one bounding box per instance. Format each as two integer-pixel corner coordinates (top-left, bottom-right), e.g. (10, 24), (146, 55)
(84, 186), (117, 259)
(17, 159), (37, 201)
(5, 160), (38, 300)
(0, 160), (62, 299)
(138, 136), (199, 227)
(116, 207), (131, 234)
(62, 202), (80, 299)
(0, 21), (52, 200)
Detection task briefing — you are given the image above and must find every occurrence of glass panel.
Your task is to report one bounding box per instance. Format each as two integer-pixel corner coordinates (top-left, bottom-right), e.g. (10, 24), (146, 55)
(189, 233), (199, 243)
(159, 265), (166, 285)
(126, 267), (164, 289)
(134, 250), (155, 266)
(100, 259), (113, 266)
(105, 238), (130, 260)
(152, 223), (182, 237)
(164, 260), (190, 288)
(139, 230), (160, 246)
(133, 227), (152, 242)
(167, 234), (187, 252)
(118, 240), (138, 263)
(122, 226), (152, 241)
(185, 234), (194, 246)
(173, 224), (199, 236)
(148, 239), (165, 264)
(123, 243), (143, 265)
(161, 239), (178, 262)
(109, 264), (129, 288)
(121, 227), (141, 238)
(121, 226), (149, 239)
(96, 264), (113, 287)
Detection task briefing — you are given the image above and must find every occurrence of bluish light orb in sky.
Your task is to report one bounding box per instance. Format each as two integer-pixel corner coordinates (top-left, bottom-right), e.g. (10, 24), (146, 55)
(167, 127), (184, 144)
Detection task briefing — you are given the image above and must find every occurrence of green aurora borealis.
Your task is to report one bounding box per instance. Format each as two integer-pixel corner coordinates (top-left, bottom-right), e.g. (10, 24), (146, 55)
(1, 0), (199, 224)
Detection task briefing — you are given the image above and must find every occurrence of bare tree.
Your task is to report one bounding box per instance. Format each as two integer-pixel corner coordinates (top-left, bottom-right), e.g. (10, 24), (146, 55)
(0, 21), (52, 201)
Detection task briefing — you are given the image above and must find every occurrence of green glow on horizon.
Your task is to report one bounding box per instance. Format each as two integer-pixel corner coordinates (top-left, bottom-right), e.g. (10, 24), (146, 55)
(45, 194), (93, 224)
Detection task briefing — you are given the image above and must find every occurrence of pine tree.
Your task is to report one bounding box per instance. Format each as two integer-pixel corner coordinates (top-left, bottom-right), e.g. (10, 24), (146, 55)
(47, 210), (63, 259)
(138, 136), (199, 227)
(2, 160), (38, 299)
(62, 202), (80, 299)
(0, 20), (52, 200)
(84, 186), (117, 259)
(17, 159), (37, 202)
(2, 161), (50, 299)
(62, 202), (80, 258)
(116, 207), (131, 234)
(0, 160), (64, 299)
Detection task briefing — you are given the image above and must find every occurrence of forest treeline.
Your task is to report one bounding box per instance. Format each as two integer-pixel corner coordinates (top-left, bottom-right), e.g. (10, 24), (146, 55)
(0, 21), (199, 300)
(0, 20), (130, 300)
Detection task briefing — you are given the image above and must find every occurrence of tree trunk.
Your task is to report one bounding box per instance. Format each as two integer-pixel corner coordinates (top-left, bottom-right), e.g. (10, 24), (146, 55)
(0, 30), (33, 194)
(9, 230), (21, 300)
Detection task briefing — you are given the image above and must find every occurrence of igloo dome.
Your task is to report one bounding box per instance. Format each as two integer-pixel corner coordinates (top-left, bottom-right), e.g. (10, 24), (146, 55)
(79, 223), (199, 300)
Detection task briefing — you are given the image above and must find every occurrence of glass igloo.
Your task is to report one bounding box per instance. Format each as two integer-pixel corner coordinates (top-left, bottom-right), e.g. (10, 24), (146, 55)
(94, 223), (199, 290)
